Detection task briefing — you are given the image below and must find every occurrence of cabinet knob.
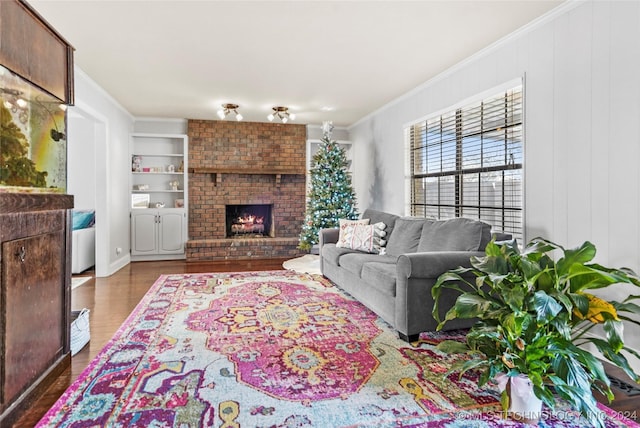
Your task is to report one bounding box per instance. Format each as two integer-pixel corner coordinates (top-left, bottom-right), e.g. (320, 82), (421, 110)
(16, 246), (26, 263)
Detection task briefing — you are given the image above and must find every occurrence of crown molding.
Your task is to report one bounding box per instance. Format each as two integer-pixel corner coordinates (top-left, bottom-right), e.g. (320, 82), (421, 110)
(349, 0), (583, 131)
(74, 66), (135, 121)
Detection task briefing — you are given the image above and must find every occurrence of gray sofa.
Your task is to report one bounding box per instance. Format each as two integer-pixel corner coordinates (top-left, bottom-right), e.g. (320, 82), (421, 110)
(319, 208), (509, 342)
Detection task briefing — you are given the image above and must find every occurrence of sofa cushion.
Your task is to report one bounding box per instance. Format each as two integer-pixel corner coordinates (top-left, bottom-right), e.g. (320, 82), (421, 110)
(339, 222), (387, 253)
(335, 252), (398, 276)
(361, 262), (397, 297)
(321, 243), (357, 267)
(418, 217), (491, 252)
(361, 209), (400, 238)
(385, 218), (427, 256)
(338, 253), (378, 276)
(336, 218), (370, 248)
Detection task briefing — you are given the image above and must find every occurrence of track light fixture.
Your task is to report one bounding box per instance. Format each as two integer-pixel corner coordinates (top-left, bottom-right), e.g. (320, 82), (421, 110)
(267, 106), (295, 123)
(217, 103), (243, 121)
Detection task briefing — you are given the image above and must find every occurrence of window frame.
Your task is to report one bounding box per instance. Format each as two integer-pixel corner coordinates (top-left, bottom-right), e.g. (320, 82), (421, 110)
(405, 82), (524, 242)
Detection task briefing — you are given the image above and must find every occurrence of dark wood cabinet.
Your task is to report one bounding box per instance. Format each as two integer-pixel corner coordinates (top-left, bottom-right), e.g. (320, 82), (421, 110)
(0, 0), (74, 103)
(0, 193), (73, 426)
(0, 3), (75, 422)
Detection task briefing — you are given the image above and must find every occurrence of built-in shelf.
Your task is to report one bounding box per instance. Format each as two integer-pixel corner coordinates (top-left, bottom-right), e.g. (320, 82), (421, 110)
(188, 167), (305, 187)
(130, 133), (188, 261)
(132, 172), (184, 175)
(132, 190), (184, 193)
(132, 153), (183, 157)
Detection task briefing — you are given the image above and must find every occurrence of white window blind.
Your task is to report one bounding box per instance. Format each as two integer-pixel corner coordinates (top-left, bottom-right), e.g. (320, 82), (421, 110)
(406, 85), (523, 242)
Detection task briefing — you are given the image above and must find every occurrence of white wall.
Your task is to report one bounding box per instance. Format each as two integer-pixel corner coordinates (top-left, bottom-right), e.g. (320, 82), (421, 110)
(134, 118), (187, 134)
(73, 67), (134, 277)
(306, 124), (350, 141)
(348, 0), (640, 371)
(67, 110), (97, 210)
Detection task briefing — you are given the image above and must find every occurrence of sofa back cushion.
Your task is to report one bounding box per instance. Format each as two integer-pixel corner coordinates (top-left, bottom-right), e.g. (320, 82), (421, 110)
(361, 209), (400, 237)
(385, 218), (427, 255)
(418, 217), (491, 252)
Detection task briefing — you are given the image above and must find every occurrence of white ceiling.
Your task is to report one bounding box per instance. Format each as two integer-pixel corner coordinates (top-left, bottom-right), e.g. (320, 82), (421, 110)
(29, 0), (563, 127)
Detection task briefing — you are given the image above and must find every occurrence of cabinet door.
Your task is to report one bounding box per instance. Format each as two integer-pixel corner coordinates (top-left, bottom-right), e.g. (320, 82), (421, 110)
(158, 211), (184, 254)
(131, 211), (158, 255)
(2, 232), (64, 406)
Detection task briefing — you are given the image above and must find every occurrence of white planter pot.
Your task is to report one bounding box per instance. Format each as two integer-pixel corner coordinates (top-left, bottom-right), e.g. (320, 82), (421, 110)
(496, 373), (543, 425)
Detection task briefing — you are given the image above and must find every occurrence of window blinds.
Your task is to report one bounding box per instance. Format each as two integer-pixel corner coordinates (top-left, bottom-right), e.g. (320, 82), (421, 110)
(407, 85), (523, 241)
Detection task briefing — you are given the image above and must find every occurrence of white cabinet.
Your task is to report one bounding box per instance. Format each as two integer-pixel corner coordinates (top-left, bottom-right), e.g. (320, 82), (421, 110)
(131, 209), (185, 257)
(130, 133), (188, 260)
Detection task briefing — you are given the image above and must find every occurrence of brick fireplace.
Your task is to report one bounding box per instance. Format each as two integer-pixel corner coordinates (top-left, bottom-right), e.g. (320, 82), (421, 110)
(186, 120), (307, 261)
(226, 204), (273, 237)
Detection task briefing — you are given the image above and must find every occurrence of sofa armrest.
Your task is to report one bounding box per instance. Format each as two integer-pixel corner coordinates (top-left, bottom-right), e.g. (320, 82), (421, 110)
(396, 251), (484, 279)
(318, 228), (339, 275)
(394, 251), (485, 337)
(319, 228), (339, 247)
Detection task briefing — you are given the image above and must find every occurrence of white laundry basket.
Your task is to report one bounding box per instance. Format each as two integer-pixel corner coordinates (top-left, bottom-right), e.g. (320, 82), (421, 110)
(70, 308), (90, 356)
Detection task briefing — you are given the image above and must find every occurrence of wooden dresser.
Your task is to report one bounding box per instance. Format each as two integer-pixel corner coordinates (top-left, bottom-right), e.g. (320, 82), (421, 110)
(0, 194), (74, 426)
(0, 0), (75, 424)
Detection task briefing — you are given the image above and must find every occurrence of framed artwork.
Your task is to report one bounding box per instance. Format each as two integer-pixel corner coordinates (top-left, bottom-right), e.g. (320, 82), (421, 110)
(131, 194), (150, 209)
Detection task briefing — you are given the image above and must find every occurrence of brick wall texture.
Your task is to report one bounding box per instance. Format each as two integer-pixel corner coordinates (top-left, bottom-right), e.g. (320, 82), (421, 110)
(186, 120), (307, 261)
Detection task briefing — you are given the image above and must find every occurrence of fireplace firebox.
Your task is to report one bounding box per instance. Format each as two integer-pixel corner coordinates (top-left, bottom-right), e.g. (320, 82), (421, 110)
(225, 204), (274, 238)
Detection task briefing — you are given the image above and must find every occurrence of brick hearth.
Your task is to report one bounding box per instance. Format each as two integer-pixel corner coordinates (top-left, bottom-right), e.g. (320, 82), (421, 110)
(186, 120), (307, 261)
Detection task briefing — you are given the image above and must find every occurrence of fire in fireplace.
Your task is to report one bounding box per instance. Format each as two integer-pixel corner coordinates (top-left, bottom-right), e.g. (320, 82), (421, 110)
(225, 204), (274, 238)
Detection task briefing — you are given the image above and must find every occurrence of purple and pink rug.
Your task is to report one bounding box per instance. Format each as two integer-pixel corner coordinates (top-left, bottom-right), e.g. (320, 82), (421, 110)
(38, 271), (639, 427)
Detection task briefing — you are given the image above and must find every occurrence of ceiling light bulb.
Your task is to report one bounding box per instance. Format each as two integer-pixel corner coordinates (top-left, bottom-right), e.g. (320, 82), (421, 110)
(16, 98), (27, 108)
(236, 113), (243, 121)
(3, 100), (12, 109)
(217, 109), (226, 119)
(281, 116), (288, 124)
(289, 113), (296, 121)
(267, 114), (274, 121)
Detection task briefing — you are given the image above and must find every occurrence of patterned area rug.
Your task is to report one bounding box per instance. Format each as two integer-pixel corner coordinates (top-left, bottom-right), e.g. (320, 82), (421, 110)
(38, 271), (638, 427)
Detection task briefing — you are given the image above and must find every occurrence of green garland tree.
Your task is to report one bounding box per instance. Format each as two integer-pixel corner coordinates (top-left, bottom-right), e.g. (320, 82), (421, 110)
(299, 122), (359, 251)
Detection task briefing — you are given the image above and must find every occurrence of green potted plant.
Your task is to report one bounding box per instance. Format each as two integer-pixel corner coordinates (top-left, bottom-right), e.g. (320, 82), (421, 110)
(431, 237), (640, 427)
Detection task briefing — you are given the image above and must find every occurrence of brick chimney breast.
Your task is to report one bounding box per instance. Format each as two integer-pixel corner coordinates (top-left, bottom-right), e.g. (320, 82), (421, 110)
(186, 120), (307, 261)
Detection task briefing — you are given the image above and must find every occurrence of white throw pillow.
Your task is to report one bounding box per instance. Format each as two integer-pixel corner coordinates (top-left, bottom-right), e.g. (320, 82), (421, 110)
(336, 218), (370, 248)
(341, 222), (387, 253)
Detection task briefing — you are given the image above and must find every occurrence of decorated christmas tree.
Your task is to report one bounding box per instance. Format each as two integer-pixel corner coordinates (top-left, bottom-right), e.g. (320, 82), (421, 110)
(298, 122), (359, 251)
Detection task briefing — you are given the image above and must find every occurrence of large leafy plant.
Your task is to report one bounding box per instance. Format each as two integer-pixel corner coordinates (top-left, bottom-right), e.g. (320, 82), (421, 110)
(432, 237), (640, 427)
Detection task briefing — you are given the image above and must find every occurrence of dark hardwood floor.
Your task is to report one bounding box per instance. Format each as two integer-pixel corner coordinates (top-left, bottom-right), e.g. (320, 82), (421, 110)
(13, 258), (288, 428)
(14, 259), (640, 427)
